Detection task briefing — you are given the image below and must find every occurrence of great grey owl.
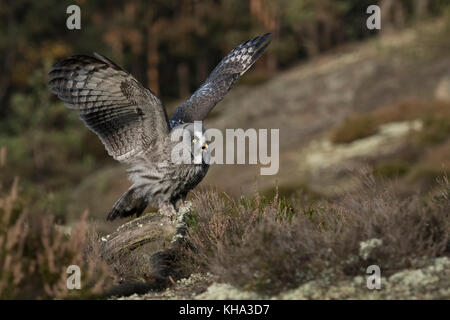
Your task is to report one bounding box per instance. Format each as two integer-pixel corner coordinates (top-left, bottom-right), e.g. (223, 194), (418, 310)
(48, 33), (271, 220)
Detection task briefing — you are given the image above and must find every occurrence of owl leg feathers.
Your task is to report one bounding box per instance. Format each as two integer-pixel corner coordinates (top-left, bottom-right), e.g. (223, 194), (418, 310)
(158, 202), (177, 218)
(174, 193), (188, 211)
(107, 186), (148, 221)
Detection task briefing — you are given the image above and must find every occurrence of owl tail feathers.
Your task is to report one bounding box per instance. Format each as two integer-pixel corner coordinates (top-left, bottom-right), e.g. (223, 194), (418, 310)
(107, 187), (148, 221)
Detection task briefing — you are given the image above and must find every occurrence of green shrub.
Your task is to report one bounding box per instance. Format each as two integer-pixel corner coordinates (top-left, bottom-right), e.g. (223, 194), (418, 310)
(373, 160), (410, 179)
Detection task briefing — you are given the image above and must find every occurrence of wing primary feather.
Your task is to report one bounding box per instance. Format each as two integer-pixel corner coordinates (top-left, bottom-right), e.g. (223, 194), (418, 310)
(170, 33), (271, 124)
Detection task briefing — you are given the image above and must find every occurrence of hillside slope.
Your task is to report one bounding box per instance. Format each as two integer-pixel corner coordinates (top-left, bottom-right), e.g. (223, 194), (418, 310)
(202, 18), (450, 196)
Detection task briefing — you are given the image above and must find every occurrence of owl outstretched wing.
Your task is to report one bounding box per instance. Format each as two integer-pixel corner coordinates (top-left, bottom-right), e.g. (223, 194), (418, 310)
(170, 33), (271, 125)
(48, 53), (170, 163)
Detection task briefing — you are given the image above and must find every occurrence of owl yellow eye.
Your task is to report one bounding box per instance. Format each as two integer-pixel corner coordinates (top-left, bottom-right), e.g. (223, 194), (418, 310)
(192, 138), (197, 143)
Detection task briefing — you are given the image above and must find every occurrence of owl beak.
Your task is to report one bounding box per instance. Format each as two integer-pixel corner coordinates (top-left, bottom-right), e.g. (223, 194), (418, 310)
(201, 143), (208, 152)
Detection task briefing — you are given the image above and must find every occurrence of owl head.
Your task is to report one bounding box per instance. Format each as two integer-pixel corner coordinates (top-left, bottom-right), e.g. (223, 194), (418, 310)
(170, 122), (210, 165)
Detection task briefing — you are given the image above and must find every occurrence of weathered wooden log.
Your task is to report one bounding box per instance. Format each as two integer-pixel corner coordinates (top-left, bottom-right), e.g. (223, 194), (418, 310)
(99, 202), (191, 284)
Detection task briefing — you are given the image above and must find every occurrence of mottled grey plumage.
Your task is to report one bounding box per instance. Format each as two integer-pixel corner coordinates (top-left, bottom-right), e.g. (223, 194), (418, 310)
(48, 33), (270, 220)
(171, 33), (271, 124)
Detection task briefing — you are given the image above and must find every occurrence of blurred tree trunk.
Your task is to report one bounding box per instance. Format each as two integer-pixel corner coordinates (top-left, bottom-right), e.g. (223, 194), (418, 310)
(177, 63), (190, 98)
(0, 50), (14, 114)
(414, 0), (430, 19)
(304, 22), (320, 57)
(250, 0), (279, 73)
(266, 18), (279, 74)
(380, 0), (406, 34)
(0, 6), (16, 115)
(196, 53), (208, 84)
(147, 22), (160, 95)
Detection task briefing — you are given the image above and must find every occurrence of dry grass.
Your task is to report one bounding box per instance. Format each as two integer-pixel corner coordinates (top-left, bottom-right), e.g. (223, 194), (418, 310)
(181, 173), (450, 295)
(0, 168), (115, 299)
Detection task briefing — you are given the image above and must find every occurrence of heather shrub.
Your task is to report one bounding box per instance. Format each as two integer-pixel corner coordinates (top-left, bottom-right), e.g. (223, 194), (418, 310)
(183, 174), (449, 294)
(0, 175), (114, 299)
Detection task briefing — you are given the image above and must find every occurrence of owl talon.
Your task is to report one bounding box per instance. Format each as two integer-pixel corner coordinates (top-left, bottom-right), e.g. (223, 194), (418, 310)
(159, 204), (177, 219)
